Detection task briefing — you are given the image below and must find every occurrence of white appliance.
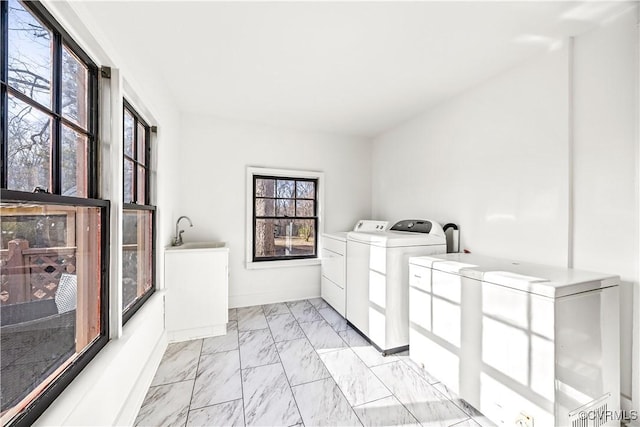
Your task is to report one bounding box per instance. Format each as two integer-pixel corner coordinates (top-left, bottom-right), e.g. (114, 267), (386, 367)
(322, 220), (388, 316)
(409, 253), (620, 427)
(346, 219), (446, 354)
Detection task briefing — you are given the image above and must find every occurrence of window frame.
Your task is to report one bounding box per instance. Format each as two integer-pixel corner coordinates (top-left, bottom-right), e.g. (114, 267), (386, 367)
(121, 203), (156, 325)
(0, 0), (99, 198)
(122, 100), (150, 205)
(0, 1), (107, 425)
(0, 190), (110, 427)
(121, 100), (155, 325)
(245, 166), (324, 269)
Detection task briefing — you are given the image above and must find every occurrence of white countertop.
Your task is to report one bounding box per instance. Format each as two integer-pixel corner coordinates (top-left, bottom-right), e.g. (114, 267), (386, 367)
(410, 253), (619, 298)
(322, 232), (349, 242)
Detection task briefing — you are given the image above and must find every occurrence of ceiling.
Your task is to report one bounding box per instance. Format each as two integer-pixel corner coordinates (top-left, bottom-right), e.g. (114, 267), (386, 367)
(74, 1), (634, 137)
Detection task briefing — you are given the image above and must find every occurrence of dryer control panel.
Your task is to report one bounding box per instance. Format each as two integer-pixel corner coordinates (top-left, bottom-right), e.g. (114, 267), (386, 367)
(390, 219), (433, 233)
(353, 220), (388, 232)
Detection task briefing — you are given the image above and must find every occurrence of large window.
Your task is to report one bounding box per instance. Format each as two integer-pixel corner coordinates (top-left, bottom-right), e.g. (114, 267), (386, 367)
(121, 102), (154, 323)
(2, 0), (96, 197)
(0, 1), (107, 426)
(252, 174), (319, 262)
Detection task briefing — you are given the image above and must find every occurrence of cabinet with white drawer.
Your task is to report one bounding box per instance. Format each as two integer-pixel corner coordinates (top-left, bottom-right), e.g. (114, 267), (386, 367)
(321, 233), (347, 316)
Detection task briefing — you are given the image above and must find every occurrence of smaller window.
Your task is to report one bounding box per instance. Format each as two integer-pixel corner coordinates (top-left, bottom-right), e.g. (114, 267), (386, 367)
(123, 101), (149, 205)
(122, 101), (155, 324)
(252, 173), (319, 262)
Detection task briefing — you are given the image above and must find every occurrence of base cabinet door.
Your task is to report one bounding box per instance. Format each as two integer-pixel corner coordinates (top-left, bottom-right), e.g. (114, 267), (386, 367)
(165, 248), (229, 341)
(321, 276), (345, 316)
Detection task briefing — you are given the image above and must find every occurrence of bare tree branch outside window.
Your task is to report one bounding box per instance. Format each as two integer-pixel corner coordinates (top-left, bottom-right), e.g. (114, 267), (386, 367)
(6, 0), (89, 195)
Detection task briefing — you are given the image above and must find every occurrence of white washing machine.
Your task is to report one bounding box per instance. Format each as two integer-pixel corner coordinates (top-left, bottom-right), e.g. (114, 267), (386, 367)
(346, 219), (446, 354)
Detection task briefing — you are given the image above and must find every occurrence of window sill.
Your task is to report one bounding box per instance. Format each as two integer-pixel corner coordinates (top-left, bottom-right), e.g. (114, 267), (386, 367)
(246, 258), (321, 270)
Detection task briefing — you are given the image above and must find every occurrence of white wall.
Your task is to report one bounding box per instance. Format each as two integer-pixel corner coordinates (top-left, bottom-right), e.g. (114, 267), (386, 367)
(32, 1), (182, 425)
(372, 46), (570, 266)
(572, 8), (638, 405)
(372, 7), (638, 408)
(177, 114), (371, 307)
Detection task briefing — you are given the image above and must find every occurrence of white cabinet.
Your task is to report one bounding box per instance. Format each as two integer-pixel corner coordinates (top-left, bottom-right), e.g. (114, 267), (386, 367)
(321, 233), (347, 316)
(409, 253), (620, 427)
(164, 245), (229, 342)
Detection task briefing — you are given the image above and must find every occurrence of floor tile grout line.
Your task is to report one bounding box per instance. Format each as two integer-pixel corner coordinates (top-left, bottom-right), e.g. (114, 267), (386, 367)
(350, 392), (399, 409)
(397, 355), (479, 421)
(264, 307), (307, 343)
(240, 360), (285, 371)
(332, 320), (422, 425)
(185, 339), (205, 426)
(366, 360), (423, 426)
(236, 311), (248, 427)
(263, 303), (293, 320)
(188, 397), (245, 413)
(262, 304), (304, 425)
(288, 374), (333, 389)
(319, 345), (394, 412)
(448, 417), (474, 427)
(287, 299), (325, 323)
(142, 300), (483, 427)
(292, 300), (363, 426)
(272, 303), (335, 389)
(338, 327), (396, 370)
(201, 322), (240, 356)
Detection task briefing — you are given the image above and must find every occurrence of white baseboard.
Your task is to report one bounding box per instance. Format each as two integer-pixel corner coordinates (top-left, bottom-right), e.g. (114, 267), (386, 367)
(167, 324), (227, 343)
(115, 331), (168, 425)
(230, 289), (321, 308)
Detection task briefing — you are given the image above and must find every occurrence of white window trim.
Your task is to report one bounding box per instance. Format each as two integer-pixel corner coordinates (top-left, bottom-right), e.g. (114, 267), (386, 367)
(246, 166), (324, 270)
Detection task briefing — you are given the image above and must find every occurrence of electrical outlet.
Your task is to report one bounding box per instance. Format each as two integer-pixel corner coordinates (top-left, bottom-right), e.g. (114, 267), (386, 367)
(515, 412), (534, 427)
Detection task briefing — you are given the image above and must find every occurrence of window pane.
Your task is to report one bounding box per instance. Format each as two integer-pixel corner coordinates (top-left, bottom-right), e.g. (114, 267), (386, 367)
(255, 198), (274, 217)
(254, 219), (315, 259)
(276, 199), (294, 217)
(137, 166), (146, 204)
(291, 219), (316, 256)
(137, 123), (146, 164)
(124, 109), (134, 158)
(255, 178), (275, 197)
(8, 0), (53, 108)
(124, 159), (134, 203)
(276, 180), (294, 198)
(296, 181), (315, 199)
(61, 46), (88, 129)
(255, 219), (277, 258)
(122, 210), (153, 312)
(61, 125), (87, 197)
(296, 200), (314, 217)
(7, 95), (52, 192)
(0, 202), (103, 421)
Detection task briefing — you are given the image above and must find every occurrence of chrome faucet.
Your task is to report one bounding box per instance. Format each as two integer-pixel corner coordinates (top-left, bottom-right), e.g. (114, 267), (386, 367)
(173, 216), (193, 246)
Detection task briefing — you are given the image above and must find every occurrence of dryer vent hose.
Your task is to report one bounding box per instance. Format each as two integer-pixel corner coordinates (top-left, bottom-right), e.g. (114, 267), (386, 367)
(443, 223), (460, 253)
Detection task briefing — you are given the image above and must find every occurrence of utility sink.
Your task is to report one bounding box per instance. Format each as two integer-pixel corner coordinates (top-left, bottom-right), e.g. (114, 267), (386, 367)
(166, 241), (226, 250)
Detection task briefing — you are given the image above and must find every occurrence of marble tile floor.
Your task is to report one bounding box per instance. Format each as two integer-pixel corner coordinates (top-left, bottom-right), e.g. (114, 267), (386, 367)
(135, 298), (493, 427)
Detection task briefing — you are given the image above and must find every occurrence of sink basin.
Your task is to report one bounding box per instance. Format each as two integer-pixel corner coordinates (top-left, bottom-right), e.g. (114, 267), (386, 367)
(167, 241), (226, 250)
